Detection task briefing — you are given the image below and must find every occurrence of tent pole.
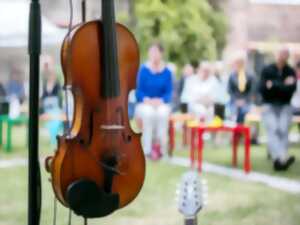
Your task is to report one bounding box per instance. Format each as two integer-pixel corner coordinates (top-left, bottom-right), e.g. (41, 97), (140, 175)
(28, 0), (42, 225)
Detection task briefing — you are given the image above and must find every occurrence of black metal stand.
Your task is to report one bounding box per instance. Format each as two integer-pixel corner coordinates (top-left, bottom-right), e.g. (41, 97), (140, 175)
(81, 0), (86, 22)
(28, 0), (42, 225)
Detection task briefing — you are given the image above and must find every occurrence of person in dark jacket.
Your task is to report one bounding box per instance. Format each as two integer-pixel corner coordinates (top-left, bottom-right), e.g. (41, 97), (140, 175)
(0, 82), (6, 99)
(259, 47), (297, 171)
(228, 53), (254, 124)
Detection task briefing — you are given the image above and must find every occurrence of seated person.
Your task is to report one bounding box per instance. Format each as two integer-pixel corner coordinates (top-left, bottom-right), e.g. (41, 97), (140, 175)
(177, 64), (194, 112)
(41, 61), (63, 145)
(6, 67), (26, 103)
(0, 82), (8, 115)
(135, 43), (173, 157)
(0, 82), (6, 99)
(181, 62), (217, 122)
(228, 52), (255, 124)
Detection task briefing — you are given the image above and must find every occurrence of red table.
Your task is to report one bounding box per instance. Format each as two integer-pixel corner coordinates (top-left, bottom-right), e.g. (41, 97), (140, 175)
(190, 125), (251, 174)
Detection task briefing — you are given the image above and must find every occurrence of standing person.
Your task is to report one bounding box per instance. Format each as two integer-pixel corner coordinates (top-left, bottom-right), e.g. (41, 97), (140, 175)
(260, 48), (296, 171)
(228, 52), (254, 124)
(135, 43), (173, 158)
(181, 62), (217, 122)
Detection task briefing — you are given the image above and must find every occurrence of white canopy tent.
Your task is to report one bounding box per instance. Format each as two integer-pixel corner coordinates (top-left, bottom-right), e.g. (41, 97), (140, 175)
(0, 1), (67, 83)
(0, 1), (66, 48)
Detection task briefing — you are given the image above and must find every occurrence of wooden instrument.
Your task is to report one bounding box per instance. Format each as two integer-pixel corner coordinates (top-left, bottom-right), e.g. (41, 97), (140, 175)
(177, 171), (207, 225)
(45, 0), (145, 218)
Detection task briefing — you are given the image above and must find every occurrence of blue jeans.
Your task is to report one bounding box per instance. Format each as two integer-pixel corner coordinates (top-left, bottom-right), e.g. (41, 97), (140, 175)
(230, 103), (250, 124)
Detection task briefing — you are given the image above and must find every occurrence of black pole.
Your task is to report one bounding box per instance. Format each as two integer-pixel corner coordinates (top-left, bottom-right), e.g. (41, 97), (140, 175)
(82, 0), (86, 22)
(28, 0), (42, 225)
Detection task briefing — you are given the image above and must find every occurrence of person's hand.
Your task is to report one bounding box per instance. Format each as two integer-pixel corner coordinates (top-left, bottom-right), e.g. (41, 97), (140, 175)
(266, 80), (273, 89)
(143, 97), (152, 105)
(197, 96), (212, 107)
(143, 98), (162, 106)
(236, 99), (245, 107)
(151, 98), (163, 106)
(284, 76), (295, 86)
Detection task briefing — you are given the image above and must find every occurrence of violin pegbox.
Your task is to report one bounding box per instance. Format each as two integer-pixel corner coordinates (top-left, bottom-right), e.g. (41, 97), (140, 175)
(177, 171), (208, 218)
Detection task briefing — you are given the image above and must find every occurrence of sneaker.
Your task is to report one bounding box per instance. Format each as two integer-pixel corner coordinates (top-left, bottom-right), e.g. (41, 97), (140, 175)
(273, 156), (296, 171)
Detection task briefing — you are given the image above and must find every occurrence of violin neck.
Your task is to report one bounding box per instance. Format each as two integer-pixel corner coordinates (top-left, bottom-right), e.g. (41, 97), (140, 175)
(101, 0), (120, 98)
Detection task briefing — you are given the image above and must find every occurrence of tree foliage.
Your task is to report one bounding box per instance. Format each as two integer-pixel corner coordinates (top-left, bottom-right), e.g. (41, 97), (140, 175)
(122, 0), (227, 65)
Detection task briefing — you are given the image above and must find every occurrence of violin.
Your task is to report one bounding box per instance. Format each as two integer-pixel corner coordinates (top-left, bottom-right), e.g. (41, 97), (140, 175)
(45, 0), (145, 218)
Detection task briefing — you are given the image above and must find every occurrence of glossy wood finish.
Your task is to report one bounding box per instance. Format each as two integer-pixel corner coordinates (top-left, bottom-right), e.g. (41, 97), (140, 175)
(49, 20), (145, 209)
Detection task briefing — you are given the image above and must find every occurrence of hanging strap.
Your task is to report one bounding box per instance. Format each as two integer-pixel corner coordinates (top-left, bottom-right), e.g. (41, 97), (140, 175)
(68, 210), (72, 225)
(52, 197), (57, 225)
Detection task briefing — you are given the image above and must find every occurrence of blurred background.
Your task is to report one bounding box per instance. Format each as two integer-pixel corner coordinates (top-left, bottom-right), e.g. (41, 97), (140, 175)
(0, 0), (299, 225)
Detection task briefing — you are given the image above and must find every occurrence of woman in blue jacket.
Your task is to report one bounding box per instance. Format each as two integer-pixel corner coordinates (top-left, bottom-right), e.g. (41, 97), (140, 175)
(135, 43), (173, 157)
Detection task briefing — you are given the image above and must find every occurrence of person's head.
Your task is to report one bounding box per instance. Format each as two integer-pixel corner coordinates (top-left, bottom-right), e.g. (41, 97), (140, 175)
(276, 47), (290, 67)
(10, 67), (23, 82)
(182, 64), (194, 77)
(215, 61), (224, 74)
(233, 51), (247, 72)
(148, 43), (164, 64)
(198, 61), (211, 80)
(42, 56), (57, 83)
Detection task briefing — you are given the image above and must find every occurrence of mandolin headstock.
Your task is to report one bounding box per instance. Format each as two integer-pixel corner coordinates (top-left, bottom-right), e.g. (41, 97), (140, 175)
(177, 171), (208, 218)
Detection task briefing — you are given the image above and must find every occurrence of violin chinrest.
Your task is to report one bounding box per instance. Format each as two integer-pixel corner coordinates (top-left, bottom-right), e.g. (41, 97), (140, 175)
(66, 179), (120, 218)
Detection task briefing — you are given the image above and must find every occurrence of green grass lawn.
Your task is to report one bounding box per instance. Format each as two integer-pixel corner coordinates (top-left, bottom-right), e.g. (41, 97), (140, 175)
(0, 162), (299, 225)
(0, 125), (299, 225)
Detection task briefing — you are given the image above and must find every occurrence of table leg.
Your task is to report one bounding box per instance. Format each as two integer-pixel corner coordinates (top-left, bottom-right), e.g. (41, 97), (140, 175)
(5, 120), (12, 152)
(197, 129), (204, 173)
(183, 122), (188, 147)
(244, 127), (251, 173)
(169, 120), (175, 157)
(232, 129), (240, 167)
(0, 120), (2, 146)
(190, 127), (196, 169)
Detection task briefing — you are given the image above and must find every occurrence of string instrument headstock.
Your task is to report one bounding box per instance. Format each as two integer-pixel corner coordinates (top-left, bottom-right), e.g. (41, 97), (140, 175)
(177, 171), (208, 222)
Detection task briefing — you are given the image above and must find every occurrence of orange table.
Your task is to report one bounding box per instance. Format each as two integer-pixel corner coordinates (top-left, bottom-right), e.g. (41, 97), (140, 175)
(190, 125), (252, 174)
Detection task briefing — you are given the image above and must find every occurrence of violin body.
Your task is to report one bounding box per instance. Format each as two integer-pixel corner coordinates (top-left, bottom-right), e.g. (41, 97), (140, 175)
(47, 20), (145, 217)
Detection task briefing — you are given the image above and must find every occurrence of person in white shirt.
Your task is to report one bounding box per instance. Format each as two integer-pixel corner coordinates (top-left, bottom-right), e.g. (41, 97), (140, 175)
(181, 62), (217, 122)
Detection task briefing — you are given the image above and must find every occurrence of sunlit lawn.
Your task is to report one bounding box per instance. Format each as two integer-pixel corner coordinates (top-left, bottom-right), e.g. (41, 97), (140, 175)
(0, 125), (299, 225)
